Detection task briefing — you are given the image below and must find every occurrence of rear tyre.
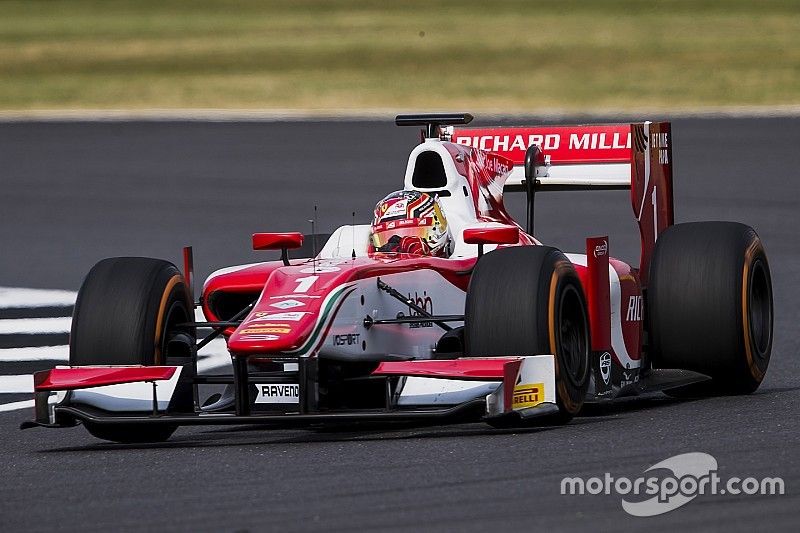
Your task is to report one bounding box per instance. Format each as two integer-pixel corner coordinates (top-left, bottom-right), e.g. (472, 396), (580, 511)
(648, 222), (773, 396)
(465, 246), (590, 424)
(70, 257), (194, 442)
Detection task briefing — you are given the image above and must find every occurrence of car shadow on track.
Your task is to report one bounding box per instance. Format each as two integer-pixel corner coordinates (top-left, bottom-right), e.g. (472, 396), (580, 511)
(36, 423), (563, 453)
(34, 401), (638, 454)
(578, 393), (688, 417)
(39, 388), (796, 453)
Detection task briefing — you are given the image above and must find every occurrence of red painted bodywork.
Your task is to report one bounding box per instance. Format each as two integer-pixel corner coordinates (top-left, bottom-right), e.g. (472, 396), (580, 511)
(452, 124), (632, 165)
(253, 232), (304, 251)
(631, 122), (674, 284)
(373, 358), (519, 380)
(463, 225), (520, 245)
(34, 366), (177, 391)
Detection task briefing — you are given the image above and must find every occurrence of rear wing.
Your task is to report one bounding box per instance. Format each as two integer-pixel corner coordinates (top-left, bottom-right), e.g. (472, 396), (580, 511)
(451, 122), (674, 283)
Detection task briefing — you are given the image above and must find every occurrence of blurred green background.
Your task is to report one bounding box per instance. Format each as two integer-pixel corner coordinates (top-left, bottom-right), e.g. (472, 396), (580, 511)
(1, 0), (799, 112)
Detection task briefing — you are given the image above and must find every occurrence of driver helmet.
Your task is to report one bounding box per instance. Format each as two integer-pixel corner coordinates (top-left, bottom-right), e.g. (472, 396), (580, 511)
(370, 190), (452, 257)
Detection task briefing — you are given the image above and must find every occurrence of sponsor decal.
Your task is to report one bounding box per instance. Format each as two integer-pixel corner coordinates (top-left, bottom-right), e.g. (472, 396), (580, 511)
(457, 133), (562, 152)
(269, 299), (306, 310)
(402, 290), (434, 328)
(240, 334), (280, 341)
(252, 311), (308, 322)
(269, 294), (321, 299)
(561, 452), (784, 517)
(626, 295), (643, 321)
(382, 198), (407, 220)
(621, 368), (640, 388)
(651, 131), (670, 164)
(240, 327), (291, 334)
(332, 333), (360, 346)
(512, 382), (544, 410)
(293, 275), (318, 293)
(485, 153), (512, 175)
(569, 132), (630, 151)
(254, 383), (300, 404)
(454, 130), (631, 155)
(600, 352), (611, 385)
(593, 240), (608, 257)
(372, 217), (431, 233)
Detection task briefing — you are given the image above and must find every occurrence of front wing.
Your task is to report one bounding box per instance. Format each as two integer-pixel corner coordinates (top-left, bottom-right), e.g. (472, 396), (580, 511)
(22, 355), (558, 431)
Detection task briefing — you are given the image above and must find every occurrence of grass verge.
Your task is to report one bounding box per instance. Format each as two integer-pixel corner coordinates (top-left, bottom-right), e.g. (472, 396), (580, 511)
(1, 0), (799, 111)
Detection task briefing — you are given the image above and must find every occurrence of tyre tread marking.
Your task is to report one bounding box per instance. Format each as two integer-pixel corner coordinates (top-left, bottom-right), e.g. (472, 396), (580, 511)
(741, 237), (765, 382)
(153, 274), (183, 365)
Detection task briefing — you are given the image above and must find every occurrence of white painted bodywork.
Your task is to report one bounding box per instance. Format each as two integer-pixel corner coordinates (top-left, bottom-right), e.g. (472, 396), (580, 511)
(402, 141), (487, 258)
(486, 354), (557, 416)
(505, 163), (631, 189)
(319, 269), (466, 361)
(319, 224), (372, 258)
(397, 377), (499, 406)
(68, 367), (183, 412)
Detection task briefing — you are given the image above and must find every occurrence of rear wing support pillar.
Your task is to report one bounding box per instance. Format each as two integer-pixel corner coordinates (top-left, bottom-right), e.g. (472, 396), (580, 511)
(523, 143), (544, 235)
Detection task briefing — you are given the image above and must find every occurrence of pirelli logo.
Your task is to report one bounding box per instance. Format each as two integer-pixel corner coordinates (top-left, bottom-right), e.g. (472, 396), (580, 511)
(512, 382), (545, 410)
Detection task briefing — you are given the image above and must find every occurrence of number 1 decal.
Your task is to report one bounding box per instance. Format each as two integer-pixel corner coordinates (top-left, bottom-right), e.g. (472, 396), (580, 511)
(293, 275), (318, 293)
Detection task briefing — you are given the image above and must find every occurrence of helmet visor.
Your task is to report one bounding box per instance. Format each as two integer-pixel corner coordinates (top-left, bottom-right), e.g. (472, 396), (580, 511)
(371, 217), (434, 250)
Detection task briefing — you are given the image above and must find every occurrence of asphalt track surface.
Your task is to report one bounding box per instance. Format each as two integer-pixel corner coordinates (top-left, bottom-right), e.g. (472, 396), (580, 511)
(1, 117), (799, 531)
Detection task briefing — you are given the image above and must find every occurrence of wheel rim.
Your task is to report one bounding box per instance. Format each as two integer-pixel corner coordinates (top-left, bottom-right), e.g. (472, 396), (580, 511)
(558, 284), (589, 386)
(748, 258), (772, 360)
(160, 298), (194, 362)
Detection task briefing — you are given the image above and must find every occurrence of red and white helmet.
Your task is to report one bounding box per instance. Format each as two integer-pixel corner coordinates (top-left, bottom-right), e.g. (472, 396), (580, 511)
(370, 190), (452, 257)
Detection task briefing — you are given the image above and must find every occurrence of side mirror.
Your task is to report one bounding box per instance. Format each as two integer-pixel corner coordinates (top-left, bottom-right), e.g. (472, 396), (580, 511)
(463, 225), (520, 257)
(524, 143), (544, 182)
(253, 232), (304, 265)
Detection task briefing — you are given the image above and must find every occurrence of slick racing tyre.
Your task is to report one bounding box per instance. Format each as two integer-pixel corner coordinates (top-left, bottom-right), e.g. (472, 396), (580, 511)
(648, 222), (773, 396)
(70, 257), (194, 442)
(465, 246), (590, 424)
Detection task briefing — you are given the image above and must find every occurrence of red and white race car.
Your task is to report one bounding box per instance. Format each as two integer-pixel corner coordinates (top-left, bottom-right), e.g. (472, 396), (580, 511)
(22, 114), (773, 443)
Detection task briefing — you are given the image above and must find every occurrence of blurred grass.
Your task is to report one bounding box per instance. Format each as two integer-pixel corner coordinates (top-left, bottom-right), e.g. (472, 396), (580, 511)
(1, 0), (799, 111)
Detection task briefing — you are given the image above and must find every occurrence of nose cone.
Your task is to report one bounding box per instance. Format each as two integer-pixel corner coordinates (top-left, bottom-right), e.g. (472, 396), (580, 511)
(227, 309), (317, 354)
(226, 261), (362, 357)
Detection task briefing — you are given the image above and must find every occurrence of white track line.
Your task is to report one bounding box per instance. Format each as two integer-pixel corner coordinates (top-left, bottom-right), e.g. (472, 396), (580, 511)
(0, 374), (33, 393)
(0, 317), (71, 334)
(0, 287), (77, 308)
(0, 345), (69, 362)
(0, 400), (34, 413)
(0, 340), (231, 411)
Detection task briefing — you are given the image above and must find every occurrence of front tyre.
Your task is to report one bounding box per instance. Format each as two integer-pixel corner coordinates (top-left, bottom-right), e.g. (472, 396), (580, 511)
(70, 257), (194, 366)
(69, 257), (193, 442)
(465, 246), (590, 423)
